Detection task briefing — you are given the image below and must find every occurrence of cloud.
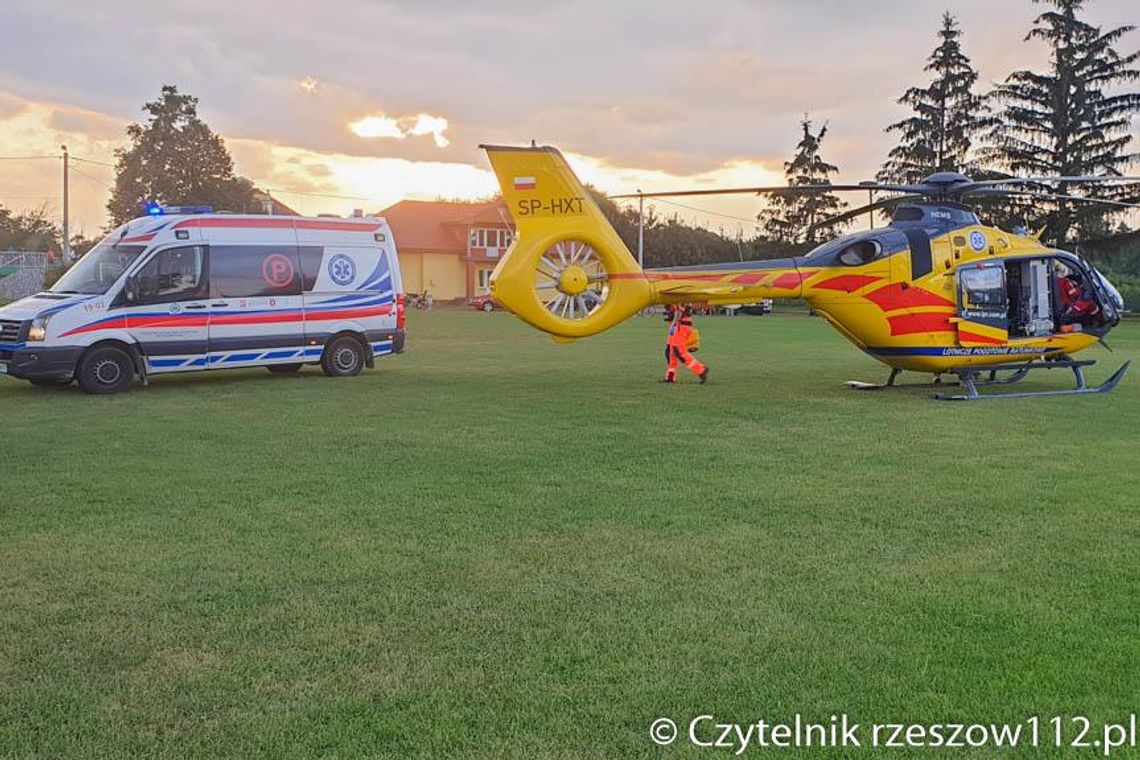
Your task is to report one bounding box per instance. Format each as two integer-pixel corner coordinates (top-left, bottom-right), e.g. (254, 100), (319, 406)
(349, 115), (405, 140)
(349, 112), (451, 148)
(47, 108), (123, 141)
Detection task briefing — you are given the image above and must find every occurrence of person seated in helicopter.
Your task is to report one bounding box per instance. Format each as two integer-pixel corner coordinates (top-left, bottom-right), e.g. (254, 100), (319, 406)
(1054, 262), (1100, 323)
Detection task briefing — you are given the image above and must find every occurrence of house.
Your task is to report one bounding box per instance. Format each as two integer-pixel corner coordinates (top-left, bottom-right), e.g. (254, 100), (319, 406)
(378, 200), (514, 301)
(250, 189), (300, 216)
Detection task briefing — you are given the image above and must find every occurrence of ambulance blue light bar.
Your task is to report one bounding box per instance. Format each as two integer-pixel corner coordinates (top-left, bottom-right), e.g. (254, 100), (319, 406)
(145, 203), (214, 215)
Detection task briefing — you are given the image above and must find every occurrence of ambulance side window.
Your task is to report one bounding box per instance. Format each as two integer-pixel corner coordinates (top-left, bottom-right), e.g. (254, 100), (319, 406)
(210, 245), (302, 298)
(135, 246), (207, 303)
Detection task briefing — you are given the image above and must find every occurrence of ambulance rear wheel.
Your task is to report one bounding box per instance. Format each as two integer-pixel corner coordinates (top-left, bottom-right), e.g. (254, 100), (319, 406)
(267, 363), (303, 374)
(77, 346), (135, 395)
(321, 336), (364, 377)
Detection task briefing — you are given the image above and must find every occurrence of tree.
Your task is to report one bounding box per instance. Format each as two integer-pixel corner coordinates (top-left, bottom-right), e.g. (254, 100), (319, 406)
(878, 12), (992, 184)
(986, 0), (1140, 243)
(108, 85), (257, 224)
(757, 118), (847, 246)
(0, 206), (60, 253)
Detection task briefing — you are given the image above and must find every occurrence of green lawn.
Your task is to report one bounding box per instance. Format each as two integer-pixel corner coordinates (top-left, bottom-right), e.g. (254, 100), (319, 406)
(2, 311), (1138, 758)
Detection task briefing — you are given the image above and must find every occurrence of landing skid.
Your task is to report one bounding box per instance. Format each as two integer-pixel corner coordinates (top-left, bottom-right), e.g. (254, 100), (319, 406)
(932, 359), (1131, 401)
(845, 368), (960, 391)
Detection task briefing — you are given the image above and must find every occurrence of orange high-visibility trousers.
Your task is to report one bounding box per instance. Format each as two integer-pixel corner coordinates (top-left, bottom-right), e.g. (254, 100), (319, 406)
(665, 324), (705, 380)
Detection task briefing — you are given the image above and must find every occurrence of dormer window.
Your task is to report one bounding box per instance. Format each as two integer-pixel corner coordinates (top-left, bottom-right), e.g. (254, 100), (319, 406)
(470, 228), (514, 249)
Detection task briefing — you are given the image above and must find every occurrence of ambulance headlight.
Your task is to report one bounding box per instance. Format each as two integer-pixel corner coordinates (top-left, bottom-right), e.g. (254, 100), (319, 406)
(28, 315), (51, 342)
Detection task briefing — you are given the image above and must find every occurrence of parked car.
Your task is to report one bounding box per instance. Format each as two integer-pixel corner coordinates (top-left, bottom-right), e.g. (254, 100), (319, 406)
(0, 206), (406, 393)
(469, 294), (501, 312)
(740, 299), (774, 316)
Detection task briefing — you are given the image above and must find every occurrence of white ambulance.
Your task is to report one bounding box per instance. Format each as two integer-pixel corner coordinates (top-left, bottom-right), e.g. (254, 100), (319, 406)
(0, 207), (405, 393)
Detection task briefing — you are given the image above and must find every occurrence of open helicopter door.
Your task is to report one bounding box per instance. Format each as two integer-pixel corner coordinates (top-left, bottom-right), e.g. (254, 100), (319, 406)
(954, 260), (1009, 347)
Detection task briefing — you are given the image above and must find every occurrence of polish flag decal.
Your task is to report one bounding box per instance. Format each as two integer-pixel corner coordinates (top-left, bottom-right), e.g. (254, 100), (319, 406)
(513, 176), (536, 191)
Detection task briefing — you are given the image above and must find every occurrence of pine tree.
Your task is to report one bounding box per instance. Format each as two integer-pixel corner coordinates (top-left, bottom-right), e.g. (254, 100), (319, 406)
(878, 13), (992, 184)
(108, 85), (257, 225)
(758, 118), (847, 245)
(987, 0), (1140, 242)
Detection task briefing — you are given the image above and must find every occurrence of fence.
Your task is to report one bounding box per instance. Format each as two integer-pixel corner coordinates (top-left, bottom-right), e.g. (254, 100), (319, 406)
(0, 252), (48, 301)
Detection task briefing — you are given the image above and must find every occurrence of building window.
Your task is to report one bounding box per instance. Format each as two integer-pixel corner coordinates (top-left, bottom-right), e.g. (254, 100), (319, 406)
(478, 269), (492, 292)
(470, 228), (514, 250)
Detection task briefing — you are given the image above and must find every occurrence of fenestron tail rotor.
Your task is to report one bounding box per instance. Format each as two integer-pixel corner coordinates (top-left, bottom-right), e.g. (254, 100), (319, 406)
(534, 239), (609, 322)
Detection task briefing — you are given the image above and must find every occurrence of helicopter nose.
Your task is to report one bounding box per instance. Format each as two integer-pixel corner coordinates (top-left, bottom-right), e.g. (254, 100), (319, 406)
(1096, 270), (1125, 310)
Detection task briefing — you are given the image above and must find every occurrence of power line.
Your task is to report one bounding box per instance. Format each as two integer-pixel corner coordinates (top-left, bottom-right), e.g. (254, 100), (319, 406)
(638, 195), (760, 226)
(71, 156), (116, 168)
(0, 155), (57, 161)
(264, 187), (370, 202)
(69, 166), (109, 188)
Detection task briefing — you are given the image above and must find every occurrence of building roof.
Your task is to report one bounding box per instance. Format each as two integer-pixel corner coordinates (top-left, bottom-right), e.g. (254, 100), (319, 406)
(379, 200), (510, 252)
(251, 189), (300, 216)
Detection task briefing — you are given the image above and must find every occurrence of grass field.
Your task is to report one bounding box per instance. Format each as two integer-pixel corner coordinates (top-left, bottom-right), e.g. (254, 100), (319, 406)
(2, 311), (1138, 758)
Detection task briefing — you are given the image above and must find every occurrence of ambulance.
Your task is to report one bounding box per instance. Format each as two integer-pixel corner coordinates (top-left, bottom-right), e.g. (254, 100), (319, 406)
(0, 207), (405, 393)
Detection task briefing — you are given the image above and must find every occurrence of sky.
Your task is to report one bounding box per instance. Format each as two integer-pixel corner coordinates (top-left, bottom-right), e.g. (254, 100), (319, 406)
(1, 0), (1137, 238)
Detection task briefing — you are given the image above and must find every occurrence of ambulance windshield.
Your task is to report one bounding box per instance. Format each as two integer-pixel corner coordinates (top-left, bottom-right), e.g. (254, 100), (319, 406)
(51, 243), (147, 295)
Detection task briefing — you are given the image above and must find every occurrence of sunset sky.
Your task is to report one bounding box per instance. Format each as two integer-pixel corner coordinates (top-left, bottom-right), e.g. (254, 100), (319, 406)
(2, 0), (1137, 237)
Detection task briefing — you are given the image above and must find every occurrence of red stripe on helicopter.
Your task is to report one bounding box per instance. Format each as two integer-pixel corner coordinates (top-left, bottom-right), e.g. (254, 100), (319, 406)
(958, 330), (1006, 345)
(813, 274), (883, 293)
(887, 311), (955, 336)
(863, 283), (954, 310)
(731, 273), (767, 285)
(642, 273), (727, 282)
(770, 270), (818, 289)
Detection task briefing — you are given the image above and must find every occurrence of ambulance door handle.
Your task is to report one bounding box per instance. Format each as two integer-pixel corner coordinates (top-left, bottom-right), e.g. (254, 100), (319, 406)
(183, 304), (207, 310)
(211, 302), (229, 308)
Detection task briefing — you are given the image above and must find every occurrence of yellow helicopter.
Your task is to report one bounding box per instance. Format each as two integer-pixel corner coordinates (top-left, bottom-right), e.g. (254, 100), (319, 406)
(479, 144), (1138, 400)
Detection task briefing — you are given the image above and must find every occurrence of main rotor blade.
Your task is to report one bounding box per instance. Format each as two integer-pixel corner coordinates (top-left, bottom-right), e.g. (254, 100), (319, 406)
(966, 188), (1140, 209)
(962, 175), (1140, 193)
(609, 182), (916, 199)
(805, 194), (926, 235)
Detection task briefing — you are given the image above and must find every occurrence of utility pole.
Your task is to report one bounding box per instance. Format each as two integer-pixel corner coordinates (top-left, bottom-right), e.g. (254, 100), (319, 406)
(636, 192), (645, 268)
(61, 145), (70, 261)
(868, 188), (875, 230)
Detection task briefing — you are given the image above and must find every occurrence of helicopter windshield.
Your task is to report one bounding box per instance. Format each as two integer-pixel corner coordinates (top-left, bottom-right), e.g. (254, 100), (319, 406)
(802, 231), (870, 262)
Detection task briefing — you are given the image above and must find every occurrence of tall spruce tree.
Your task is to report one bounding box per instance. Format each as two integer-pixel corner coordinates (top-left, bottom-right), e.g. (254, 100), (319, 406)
(879, 13), (991, 184)
(758, 118), (847, 245)
(108, 85), (257, 225)
(987, 0), (1140, 242)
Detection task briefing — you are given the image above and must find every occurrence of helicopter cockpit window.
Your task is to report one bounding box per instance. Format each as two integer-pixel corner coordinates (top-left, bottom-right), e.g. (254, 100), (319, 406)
(838, 240), (881, 266)
(960, 266), (1006, 311)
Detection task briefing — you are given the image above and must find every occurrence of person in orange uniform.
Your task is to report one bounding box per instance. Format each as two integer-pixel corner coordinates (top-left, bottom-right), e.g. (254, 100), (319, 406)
(662, 304), (709, 384)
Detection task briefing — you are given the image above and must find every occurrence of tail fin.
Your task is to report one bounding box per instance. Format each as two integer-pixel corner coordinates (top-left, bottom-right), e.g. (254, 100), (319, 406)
(481, 144), (653, 339)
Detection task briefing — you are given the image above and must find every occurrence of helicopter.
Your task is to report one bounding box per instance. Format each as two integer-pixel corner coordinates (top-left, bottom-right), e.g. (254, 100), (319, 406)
(478, 143), (1139, 400)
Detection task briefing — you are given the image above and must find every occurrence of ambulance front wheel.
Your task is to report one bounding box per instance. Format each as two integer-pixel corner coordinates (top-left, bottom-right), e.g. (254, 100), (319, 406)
(77, 345), (135, 394)
(321, 336), (365, 377)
